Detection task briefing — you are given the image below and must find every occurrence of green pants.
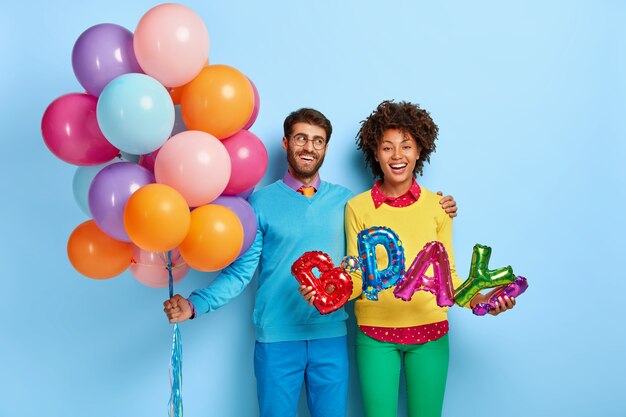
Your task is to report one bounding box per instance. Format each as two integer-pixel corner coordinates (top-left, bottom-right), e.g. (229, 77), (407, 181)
(356, 330), (449, 417)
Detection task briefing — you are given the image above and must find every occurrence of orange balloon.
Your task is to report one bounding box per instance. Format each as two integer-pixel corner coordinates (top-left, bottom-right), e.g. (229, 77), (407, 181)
(179, 204), (244, 272)
(181, 64), (254, 139)
(168, 86), (184, 105)
(67, 220), (133, 279)
(168, 60), (208, 105)
(124, 183), (191, 252)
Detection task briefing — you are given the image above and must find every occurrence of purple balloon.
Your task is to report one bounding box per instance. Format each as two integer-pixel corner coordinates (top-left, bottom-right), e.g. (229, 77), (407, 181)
(72, 23), (143, 97)
(243, 78), (260, 130)
(472, 276), (528, 316)
(88, 162), (155, 241)
(237, 187), (254, 200)
(212, 196), (257, 256)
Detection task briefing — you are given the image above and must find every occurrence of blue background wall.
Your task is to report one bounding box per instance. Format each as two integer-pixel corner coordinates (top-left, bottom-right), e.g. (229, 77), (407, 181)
(2, 1), (625, 416)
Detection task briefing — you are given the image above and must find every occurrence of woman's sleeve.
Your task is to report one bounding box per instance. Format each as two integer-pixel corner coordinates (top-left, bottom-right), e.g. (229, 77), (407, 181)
(344, 201), (363, 300)
(436, 211), (464, 290)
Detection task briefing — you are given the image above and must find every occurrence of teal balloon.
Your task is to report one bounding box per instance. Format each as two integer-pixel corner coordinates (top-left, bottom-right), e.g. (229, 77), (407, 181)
(72, 160), (118, 216)
(97, 73), (175, 155)
(119, 151), (141, 163)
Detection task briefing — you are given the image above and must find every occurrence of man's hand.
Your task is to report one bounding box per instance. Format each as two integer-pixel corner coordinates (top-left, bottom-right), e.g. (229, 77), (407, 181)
(437, 191), (457, 218)
(298, 285), (316, 306)
(163, 294), (193, 323)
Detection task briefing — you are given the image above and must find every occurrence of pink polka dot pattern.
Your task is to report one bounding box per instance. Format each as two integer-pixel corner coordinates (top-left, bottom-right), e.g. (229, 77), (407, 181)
(359, 320), (449, 345)
(371, 179), (421, 208)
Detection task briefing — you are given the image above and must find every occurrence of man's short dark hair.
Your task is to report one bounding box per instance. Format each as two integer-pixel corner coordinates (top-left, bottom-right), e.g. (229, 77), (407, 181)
(283, 108), (333, 142)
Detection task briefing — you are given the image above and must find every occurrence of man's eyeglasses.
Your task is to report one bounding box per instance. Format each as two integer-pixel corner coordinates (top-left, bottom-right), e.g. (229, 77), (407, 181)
(290, 134), (327, 150)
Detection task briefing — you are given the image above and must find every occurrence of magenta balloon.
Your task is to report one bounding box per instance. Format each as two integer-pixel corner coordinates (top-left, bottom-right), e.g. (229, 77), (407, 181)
(42, 93), (120, 166)
(212, 195), (257, 255)
(130, 246), (189, 288)
(221, 130), (268, 195)
(72, 23), (143, 97)
(242, 78), (260, 130)
(88, 162), (155, 241)
(393, 241), (455, 307)
(138, 148), (160, 174)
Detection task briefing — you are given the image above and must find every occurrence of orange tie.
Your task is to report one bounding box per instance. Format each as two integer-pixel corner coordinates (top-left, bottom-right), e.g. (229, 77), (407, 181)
(297, 186), (316, 197)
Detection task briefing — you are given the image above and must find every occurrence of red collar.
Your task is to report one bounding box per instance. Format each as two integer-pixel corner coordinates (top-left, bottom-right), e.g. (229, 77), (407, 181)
(371, 179), (421, 208)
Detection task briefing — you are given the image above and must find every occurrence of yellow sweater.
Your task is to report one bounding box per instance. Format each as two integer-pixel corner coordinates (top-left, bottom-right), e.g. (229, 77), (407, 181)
(345, 187), (463, 328)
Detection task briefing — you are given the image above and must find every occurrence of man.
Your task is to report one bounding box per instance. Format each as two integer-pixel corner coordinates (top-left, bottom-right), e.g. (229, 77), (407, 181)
(163, 108), (457, 417)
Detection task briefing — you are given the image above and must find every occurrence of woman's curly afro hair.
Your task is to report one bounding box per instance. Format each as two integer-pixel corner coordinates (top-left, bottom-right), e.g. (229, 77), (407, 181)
(356, 100), (439, 179)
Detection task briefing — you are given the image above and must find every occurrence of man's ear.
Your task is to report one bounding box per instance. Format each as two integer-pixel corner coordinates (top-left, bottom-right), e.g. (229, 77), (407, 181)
(282, 136), (288, 151)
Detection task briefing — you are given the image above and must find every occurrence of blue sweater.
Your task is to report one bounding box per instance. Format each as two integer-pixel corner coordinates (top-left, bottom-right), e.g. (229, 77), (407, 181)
(188, 180), (354, 343)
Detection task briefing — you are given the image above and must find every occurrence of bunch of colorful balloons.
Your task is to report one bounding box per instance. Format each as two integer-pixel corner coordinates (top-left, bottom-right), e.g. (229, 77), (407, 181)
(42, 3), (267, 286)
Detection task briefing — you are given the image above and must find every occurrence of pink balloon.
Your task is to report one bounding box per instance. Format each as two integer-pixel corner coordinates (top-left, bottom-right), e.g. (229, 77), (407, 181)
(130, 246), (190, 288)
(243, 78), (260, 130)
(134, 4), (209, 87)
(221, 130), (268, 195)
(42, 93), (119, 166)
(155, 130), (231, 207)
(393, 241), (455, 307)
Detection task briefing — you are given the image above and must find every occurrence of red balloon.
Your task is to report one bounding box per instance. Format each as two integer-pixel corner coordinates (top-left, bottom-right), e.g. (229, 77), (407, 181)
(291, 251), (353, 315)
(42, 93), (119, 165)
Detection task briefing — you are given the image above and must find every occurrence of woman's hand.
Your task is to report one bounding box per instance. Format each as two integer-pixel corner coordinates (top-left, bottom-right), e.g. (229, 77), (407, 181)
(470, 291), (517, 316)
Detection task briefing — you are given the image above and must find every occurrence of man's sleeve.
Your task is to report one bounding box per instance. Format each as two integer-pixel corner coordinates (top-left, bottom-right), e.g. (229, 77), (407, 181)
(187, 225), (263, 315)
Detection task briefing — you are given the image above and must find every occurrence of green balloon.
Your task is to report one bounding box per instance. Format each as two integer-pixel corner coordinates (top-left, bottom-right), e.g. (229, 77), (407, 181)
(454, 244), (516, 307)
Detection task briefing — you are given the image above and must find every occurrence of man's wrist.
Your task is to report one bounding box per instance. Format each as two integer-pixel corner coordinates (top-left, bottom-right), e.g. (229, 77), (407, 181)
(187, 300), (197, 319)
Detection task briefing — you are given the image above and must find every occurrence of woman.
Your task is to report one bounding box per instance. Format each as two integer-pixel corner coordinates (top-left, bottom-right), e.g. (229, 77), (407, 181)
(344, 100), (515, 417)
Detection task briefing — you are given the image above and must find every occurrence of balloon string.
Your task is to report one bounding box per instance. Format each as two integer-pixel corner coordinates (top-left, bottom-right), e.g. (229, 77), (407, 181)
(167, 250), (183, 417)
(169, 324), (183, 417)
(129, 259), (188, 270)
(167, 251), (174, 299)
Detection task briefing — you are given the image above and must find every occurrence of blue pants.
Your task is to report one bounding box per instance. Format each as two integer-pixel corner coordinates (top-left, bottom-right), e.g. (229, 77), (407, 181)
(254, 336), (348, 417)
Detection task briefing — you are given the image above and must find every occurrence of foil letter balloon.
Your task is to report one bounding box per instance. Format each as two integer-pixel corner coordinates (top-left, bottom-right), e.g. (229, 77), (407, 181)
(473, 276), (528, 316)
(357, 226), (405, 300)
(291, 251), (353, 315)
(454, 244), (516, 307)
(340, 256), (360, 274)
(394, 241), (455, 307)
